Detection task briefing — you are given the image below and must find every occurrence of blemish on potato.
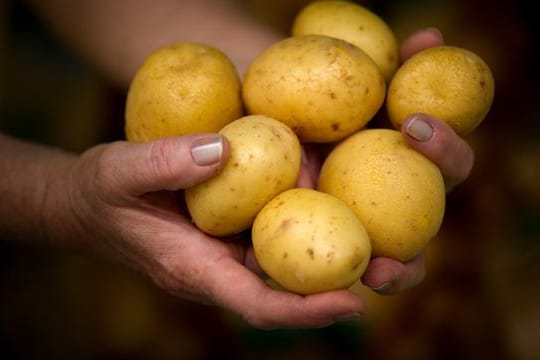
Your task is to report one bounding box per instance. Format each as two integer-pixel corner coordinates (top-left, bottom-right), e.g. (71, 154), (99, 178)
(306, 248), (315, 259)
(277, 218), (293, 234)
(326, 250), (335, 263)
(351, 259), (362, 271)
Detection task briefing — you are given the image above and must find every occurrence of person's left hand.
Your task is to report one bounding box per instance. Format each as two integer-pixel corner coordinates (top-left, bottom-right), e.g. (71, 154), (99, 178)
(45, 134), (367, 330)
(298, 28), (475, 295)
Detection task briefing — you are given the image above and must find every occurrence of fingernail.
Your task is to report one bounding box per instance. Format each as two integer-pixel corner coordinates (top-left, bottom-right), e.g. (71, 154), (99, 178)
(372, 282), (392, 294)
(424, 27), (444, 40)
(191, 136), (224, 166)
(335, 312), (362, 322)
(405, 114), (433, 142)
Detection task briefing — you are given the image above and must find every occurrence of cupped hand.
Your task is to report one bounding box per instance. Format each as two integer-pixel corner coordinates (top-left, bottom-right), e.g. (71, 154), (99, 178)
(300, 28), (475, 295)
(55, 134), (364, 329)
(53, 29), (475, 329)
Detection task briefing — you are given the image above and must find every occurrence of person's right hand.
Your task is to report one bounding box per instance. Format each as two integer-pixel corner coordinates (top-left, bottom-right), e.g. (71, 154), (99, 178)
(43, 134), (366, 329)
(296, 28), (475, 296)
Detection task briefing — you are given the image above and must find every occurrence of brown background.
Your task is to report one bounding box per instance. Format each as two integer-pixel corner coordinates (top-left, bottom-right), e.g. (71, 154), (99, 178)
(1, 0), (539, 359)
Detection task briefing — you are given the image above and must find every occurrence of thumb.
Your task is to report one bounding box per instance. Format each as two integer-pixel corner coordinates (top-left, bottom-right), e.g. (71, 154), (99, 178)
(113, 134), (229, 195)
(401, 113), (474, 190)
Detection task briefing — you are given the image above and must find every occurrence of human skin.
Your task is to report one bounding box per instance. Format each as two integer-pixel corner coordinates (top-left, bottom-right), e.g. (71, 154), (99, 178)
(1, 2), (473, 328)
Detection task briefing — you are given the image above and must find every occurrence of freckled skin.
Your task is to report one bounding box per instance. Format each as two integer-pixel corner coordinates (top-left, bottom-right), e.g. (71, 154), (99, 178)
(243, 35), (385, 143)
(252, 188), (371, 295)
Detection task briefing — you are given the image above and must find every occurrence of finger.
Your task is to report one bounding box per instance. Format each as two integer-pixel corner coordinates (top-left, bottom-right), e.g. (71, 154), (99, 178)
(296, 164), (315, 188)
(400, 27), (444, 62)
(98, 134), (230, 195)
(361, 253), (426, 295)
(208, 257), (365, 329)
(243, 244), (267, 277)
(296, 144), (322, 189)
(402, 113), (474, 190)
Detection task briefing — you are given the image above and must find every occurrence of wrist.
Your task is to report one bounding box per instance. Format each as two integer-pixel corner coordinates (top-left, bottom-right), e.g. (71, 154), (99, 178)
(39, 149), (83, 251)
(0, 134), (79, 247)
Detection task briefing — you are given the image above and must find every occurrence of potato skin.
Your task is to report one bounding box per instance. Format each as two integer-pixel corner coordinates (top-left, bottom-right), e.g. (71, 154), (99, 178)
(252, 188), (371, 295)
(242, 35), (385, 143)
(318, 129), (445, 262)
(292, 0), (399, 81)
(387, 46), (495, 135)
(125, 42), (242, 142)
(185, 115), (301, 237)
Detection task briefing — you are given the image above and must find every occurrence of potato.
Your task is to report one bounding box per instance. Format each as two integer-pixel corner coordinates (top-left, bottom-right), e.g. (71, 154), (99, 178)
(252, 188), (371, 295)
(318, 129), (445, 262)
(387, 45), (495, 135)
(242, 34), (385, 143)
(125, 42), (242, 142)
(185, 115), (301, 237)
(292, 0), (399, 81)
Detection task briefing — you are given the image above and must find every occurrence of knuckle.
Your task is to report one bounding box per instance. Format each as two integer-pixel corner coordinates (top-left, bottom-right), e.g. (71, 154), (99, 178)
(429, 127), (475, 186)
(147, 138), (179, 185)
(90, 142), (125, 188)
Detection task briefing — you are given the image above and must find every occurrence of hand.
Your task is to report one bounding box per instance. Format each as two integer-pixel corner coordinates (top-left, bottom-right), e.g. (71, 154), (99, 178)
(300, 28), (475, 295)
(47, 134), (364, 329)
(45, 29), (474, 329)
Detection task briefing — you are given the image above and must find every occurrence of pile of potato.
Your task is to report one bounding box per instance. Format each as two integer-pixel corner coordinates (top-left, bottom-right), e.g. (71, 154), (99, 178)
(124, 1), (494, 295)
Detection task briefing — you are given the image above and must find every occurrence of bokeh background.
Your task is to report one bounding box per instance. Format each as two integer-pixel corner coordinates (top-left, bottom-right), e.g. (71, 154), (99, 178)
(1, 0), (539, 359)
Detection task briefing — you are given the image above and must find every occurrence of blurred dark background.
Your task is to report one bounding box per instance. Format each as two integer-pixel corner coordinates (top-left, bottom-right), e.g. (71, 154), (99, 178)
(1, 0), (539, 359)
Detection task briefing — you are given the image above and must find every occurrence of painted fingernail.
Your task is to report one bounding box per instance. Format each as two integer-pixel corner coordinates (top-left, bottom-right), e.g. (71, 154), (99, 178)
(405, 114), (433, 142)
(372, 282), (392, 294)
(191, 136), (224, 166)
(335, 312), (362, 322)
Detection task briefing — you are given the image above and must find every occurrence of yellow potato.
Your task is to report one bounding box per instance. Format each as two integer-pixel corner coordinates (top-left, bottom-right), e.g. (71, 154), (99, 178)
(318, 129), (445, 262)
(242, 34), (385, 143)
(387, 45), (495, 135)
(185, 115), (301, 237)
(252, 188), (371, 295)
(292, 0), (399, 81)
(125, 42), (242, 142)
